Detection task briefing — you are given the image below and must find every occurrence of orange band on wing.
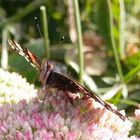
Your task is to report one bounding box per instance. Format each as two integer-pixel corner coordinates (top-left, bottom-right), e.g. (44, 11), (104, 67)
(27, 50), (36, 63)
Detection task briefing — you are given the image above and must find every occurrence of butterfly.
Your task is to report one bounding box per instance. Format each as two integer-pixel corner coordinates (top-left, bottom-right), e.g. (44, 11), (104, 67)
(8, 40), (126, 121)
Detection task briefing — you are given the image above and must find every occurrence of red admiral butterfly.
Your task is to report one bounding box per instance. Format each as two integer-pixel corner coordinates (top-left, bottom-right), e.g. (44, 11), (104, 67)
(8, 40), (126, 121)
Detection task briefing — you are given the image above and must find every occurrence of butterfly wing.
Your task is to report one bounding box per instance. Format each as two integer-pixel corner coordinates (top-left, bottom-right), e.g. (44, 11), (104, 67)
(8, 40), (41, 69)
(47, 72), (126, 121)
(8, 40), (126, 121)
(47, 71), (79, 92)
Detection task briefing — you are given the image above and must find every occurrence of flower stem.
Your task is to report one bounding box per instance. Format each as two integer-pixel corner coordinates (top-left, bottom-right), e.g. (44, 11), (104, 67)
(40, 5), (50, 59)
(119, 0), (126, 59)
(73, 0), (84, 84)
(1, 27), (8, 70)
(108, 0), (124, 83)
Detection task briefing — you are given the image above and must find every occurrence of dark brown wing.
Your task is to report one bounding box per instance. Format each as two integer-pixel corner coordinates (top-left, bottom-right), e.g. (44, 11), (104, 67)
(47, 72), (79, 93)
(47, 72), (126, 121)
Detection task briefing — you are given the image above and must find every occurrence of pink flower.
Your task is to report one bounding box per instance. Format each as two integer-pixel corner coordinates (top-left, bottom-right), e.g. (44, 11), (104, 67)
(0, 69), (139, 139)
(0, 87), (138, 139)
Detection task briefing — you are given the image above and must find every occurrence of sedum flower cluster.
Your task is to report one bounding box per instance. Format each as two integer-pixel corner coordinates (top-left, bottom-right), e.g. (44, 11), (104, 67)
(0, 68), (36, 104)
(0, 68), (139, 139)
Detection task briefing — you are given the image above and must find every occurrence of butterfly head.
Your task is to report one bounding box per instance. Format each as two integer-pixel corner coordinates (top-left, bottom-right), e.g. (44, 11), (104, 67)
(38, 59), (53, 85)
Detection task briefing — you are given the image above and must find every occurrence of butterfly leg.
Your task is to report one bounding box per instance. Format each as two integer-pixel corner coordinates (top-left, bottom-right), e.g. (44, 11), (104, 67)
(38, 86), (48, 111)
(63, 86), (75, 105)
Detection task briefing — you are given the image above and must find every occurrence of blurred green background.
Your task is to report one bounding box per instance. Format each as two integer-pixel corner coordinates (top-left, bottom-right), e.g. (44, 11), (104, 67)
(0, 0), (140, 116)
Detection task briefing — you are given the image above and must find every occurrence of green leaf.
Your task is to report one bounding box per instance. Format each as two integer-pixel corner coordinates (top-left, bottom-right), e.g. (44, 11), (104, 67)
(94, 0), (112, 48)
(129, 120), (140, 137)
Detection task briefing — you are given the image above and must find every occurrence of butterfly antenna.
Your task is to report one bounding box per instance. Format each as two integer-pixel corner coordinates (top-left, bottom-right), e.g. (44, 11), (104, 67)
(34, 17), (43, 38)
(60, 36), (65, 44)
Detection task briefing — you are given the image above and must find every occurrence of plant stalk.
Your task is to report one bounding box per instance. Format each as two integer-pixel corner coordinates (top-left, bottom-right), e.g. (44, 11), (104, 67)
(40, 5), (50, 59)
(73, 0), (84, 84)
(119, 0), (126, 59)
(107, 0), (124, 83)
(1, 27), (8, 69)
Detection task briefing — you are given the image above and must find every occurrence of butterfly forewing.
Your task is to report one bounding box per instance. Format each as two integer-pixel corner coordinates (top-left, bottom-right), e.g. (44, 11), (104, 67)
(8, 40), (41, 69)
